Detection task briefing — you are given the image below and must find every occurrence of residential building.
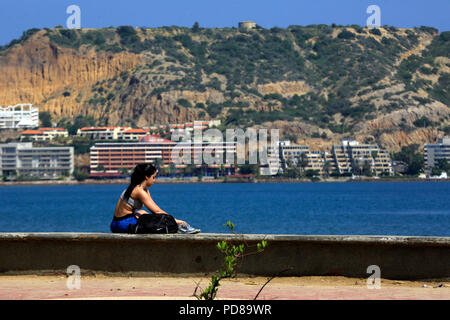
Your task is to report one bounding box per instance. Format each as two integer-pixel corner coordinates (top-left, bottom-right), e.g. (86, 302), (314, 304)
(118, 128), (150, 141)
(89, 136), (173, 173)
(302, 151), (323, 173)
(168, 120), (222, 134)
(424, 137), (450, 172)
(77, 121), (221, 141)
(299, 151), (339, 176)
(371, 149), (394, 175)
(168, 124), (187, 133)
(278, 141), (310, 170)
(279, 139), (393, 176)
(322, 151), (339, 175)
(77, 127), (131, 140)
(20, 128), (68, 142)
(89, 135), (237, 175)
(331, 140), (393, 176)
(259, 143), (281, 176)
(0, 142), (74, 179)
(0, 104), (39, 129)
(331, 144), (352, 174)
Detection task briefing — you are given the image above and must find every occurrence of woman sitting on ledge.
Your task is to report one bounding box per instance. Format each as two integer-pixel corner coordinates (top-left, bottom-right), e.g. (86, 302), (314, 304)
(111, 163), (200, 234)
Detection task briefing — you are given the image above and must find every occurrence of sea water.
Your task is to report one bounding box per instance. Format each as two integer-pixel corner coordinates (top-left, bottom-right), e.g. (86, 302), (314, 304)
(0, 181), (448, 236)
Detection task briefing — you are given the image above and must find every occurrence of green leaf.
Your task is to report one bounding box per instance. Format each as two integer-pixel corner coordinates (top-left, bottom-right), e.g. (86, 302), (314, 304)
(225, 221), (235, 232)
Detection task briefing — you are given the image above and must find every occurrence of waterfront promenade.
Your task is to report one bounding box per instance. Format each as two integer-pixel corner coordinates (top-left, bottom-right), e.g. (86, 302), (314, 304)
(0, 232), (449, 301)
(0, 275), (448, 300)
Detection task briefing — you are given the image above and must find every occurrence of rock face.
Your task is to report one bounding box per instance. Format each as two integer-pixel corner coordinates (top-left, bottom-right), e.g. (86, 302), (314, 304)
(0, 30), (139, 118)
(257, 81), (312, 97)
(378, 128), (442, 153)
(0, 26), (449, 154)
(357, 102), (448, 133)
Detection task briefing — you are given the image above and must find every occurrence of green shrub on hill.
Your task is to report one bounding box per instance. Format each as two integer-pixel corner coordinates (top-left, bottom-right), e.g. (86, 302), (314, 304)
(429, 73), (450, 106)
(413, 116), (436, 128)
(177, 98), (192, 108)
(337, 30), (356, 39)
(369, 28), (382, 36)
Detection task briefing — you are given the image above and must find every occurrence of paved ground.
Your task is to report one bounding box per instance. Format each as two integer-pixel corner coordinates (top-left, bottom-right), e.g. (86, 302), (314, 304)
(0, 275), (449, 300)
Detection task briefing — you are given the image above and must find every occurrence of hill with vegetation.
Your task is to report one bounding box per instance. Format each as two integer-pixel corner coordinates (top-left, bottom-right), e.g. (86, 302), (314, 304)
(0, 24), (449, 152)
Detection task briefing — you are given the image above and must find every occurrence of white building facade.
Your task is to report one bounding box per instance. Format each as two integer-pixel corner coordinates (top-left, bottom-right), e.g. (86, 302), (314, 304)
(20, 128), (69, 141)
(424, 138), (450, 171)
(77, 127), (131, 140)
(0, 104), (39, 129)
(0, 142), (74, 179)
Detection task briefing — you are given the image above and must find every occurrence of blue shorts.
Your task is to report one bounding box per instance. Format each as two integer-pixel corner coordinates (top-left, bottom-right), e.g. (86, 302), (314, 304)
(110, 214), (138, 233)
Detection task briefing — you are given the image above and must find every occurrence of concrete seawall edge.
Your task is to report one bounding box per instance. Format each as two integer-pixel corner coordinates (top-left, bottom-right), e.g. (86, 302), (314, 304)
(1, 233), (449, 280)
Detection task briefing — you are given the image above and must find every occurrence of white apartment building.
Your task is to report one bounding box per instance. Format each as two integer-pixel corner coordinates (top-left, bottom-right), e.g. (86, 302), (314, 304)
(259, 143), (281, 176)
(168, 120), (222, 133)
(0, 104), (39, 129)
(0, 142), (74, 179)
(424, 137), (450, 171)
(118, 128), (150, 141)
(77, 127), (131, 140)
(332, 140), (393, 176)
(20, 128), (69, 142)
(278, 140), (310, 170)
(277, 139), (393, 176)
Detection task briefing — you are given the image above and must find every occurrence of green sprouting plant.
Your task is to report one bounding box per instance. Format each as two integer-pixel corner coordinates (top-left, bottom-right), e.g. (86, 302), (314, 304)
(193, 221), (268, 300)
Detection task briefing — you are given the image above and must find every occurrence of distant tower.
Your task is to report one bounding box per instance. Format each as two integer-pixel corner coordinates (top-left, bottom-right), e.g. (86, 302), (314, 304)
(238, 21), (257, 32)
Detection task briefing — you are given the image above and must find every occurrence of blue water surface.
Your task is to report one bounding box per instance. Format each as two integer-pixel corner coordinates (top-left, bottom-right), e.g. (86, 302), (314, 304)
(0, 181), (448, 236)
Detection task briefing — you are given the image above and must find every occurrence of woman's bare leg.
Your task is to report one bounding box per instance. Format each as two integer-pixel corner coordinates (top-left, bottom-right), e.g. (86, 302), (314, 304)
(136, 210), (187, 226)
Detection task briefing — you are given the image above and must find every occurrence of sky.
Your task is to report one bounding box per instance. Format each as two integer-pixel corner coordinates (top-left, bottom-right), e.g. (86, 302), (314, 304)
(0, 0), (449, 45)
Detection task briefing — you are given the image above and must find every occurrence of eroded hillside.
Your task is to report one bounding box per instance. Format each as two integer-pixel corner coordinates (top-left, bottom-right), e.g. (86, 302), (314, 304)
(0, 25), (449, 152)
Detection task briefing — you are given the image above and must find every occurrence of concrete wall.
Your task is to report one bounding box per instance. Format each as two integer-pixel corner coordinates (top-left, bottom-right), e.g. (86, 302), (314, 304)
(0, 233), (449, 280)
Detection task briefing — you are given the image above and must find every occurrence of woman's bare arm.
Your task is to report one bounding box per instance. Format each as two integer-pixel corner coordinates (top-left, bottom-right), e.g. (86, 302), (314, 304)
(137, 188), (167, 214)
(137, 188), (187, 225)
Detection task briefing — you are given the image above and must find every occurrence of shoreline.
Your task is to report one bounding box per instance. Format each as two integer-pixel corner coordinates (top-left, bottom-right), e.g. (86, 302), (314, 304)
(0, 177), (449, 186)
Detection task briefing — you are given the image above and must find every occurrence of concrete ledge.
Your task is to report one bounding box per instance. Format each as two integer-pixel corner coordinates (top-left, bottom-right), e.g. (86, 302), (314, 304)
(1, 233), (449, 280)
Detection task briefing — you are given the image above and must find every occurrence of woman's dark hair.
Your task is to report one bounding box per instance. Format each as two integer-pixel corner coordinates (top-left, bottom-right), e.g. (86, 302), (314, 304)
(123, 163), (157, 201)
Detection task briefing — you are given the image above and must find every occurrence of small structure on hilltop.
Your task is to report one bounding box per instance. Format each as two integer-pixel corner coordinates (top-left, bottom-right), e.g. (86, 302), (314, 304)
(238, 21), (257, 32)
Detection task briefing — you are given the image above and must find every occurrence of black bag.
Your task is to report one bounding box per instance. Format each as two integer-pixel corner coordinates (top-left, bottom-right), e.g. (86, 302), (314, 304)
(128, 214), (179, 234)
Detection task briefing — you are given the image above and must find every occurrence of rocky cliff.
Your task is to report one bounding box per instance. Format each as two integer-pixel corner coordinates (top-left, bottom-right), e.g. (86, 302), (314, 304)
(0, 25), (448, 153)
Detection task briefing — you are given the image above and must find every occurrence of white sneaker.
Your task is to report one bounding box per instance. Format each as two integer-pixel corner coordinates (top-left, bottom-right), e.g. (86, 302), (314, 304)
(178, 223), (201, 234)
